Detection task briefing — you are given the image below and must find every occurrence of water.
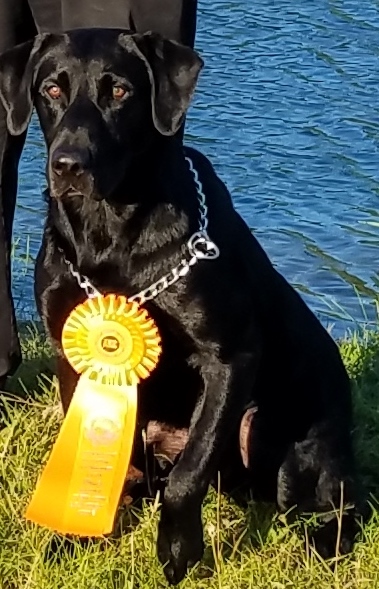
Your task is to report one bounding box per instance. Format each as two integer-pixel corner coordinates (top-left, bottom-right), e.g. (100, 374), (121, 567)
(14, 0), (379, 336)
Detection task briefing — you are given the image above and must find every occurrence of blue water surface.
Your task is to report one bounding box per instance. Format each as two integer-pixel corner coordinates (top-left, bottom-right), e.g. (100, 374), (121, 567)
(14, 0), (379, 336)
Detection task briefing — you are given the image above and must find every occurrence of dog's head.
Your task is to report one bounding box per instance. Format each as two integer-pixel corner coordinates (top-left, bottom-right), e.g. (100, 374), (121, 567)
(0, 29), (203, 200)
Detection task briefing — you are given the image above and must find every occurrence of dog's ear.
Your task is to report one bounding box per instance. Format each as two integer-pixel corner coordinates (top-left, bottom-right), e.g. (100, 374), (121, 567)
(0, 34), (50, 135)
(120, 32), (203, 136)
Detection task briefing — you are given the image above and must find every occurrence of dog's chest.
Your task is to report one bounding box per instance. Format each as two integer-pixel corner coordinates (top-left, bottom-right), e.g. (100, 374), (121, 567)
(42, 271), (201, 428)
(137, 323), (202, 429)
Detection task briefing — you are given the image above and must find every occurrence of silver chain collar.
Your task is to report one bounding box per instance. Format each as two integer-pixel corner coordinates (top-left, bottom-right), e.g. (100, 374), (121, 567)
(61, 155), (220, 305)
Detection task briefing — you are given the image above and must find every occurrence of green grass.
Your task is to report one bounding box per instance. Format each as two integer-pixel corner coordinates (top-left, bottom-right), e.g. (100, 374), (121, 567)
(1, 325), (379, 588)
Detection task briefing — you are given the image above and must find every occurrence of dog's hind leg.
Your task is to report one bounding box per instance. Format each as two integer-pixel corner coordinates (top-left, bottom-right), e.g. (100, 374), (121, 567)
(277, 420), (360, 559)
(238, 405), (291, 504)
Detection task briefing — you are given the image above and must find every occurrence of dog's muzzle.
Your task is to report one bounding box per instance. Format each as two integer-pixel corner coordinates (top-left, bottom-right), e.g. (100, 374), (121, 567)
(49, 146), (94, 197)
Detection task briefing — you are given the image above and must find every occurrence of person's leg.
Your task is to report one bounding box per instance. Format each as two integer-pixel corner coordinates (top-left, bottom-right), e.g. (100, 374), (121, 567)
(131, 0), (197, 47)
(59, 0), (197, 47)
(0, 0), (39, 388)
(61, 0), (132, 30)
(28, 0), (62, 33)
(0, 0), (63, 390)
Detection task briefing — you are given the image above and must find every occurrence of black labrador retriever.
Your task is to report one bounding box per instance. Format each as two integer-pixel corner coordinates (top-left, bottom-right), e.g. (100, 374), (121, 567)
(0, 29), (362, 585)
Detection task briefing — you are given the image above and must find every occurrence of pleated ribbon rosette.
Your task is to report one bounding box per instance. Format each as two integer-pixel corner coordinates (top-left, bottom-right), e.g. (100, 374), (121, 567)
(25, 294), (161, 536)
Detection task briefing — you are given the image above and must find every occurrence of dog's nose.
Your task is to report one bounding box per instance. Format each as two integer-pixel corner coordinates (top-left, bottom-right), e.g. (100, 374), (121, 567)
(51, 148), (90, 176)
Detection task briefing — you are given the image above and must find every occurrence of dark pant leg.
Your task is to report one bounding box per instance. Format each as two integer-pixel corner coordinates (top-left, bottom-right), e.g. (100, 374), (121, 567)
(0, 0), (38, 386)
(0, 0), (62, 387)
(61, 0), (132, 30)
(28, 0), (62, 33)
(60, 0), (197, 47)
(64, 0), (196, 53)
(131, 0), (197, 47)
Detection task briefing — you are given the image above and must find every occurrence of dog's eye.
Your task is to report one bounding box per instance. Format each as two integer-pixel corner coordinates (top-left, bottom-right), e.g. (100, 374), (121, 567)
(46, 84), (62, 100)
(112, 85), (127, 100)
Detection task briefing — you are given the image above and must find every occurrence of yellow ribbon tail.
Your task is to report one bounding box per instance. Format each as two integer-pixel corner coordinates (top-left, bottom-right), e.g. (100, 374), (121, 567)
(25, 374), (137, 537)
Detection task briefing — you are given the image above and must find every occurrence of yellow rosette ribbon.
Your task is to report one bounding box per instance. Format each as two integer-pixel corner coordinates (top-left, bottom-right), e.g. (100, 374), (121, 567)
(25, 294), (161, 537)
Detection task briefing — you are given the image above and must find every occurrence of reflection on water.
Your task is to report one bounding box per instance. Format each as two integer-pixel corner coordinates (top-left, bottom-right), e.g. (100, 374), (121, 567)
(14, 0), (379, 336)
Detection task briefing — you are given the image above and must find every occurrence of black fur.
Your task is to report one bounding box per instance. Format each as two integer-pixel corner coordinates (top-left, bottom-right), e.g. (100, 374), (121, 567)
(0, 29), (362, 585)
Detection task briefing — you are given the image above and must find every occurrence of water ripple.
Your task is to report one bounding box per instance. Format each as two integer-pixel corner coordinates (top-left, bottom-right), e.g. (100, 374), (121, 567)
(14, 0), (379, 335)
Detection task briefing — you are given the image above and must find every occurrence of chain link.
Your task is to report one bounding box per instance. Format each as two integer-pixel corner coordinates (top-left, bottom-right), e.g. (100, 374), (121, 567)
(62, 155), (220, 303)
(184, 156), (208, 232)
(60, 256), (101, 299)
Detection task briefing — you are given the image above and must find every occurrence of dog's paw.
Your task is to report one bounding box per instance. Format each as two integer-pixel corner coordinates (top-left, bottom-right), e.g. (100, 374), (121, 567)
(309, 514), (358, 560)
(157, 512), (204, 585)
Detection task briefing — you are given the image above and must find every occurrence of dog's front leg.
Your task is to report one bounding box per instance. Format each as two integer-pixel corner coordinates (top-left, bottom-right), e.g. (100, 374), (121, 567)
(157, 351), (255, 585)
